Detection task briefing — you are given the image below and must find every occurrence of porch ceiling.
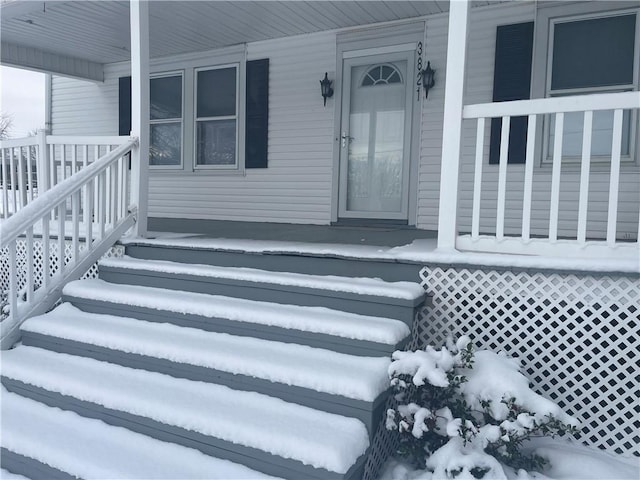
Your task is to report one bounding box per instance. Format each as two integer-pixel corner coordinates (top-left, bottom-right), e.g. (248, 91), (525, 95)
(1, 0), (499, 79)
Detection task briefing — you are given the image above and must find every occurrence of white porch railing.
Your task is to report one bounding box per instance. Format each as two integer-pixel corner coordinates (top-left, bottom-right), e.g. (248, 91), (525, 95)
(457, 91), (640, 258)
(0, 138), (138, 349)
(0, 132), (131, 219)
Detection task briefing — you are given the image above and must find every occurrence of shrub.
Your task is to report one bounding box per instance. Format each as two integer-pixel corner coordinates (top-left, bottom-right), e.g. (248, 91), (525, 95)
(385, 336), (578, 479)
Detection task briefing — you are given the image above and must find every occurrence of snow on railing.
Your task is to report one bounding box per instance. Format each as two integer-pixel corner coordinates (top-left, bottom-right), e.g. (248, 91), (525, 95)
(458, 91), (640, 258)
(0, 132), (131, 219)
(0, 137), (138, 349)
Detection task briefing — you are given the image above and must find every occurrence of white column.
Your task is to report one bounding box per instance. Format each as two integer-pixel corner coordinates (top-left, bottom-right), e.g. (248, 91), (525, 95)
(436, 0), (470, 251)
(130, 0), (150, 237)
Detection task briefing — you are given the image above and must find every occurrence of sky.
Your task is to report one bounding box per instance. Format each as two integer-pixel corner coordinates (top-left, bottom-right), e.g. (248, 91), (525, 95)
(0, 65), (46, 138)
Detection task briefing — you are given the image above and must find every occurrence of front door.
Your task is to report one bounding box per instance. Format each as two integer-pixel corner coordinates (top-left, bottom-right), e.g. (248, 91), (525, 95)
(338, 51), (414, 220)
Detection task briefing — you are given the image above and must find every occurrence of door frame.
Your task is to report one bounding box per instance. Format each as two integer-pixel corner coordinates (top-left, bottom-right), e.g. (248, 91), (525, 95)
(331, 23), (425, 225)
(337, 51), (415, 220)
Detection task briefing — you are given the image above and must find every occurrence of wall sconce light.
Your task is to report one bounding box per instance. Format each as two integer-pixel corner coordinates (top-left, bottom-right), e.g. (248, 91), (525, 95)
(421, 61), (436, 99)
(320, 72), (334, 106)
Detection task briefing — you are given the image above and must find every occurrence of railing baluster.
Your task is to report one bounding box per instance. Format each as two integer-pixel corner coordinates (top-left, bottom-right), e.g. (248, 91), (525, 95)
(71, 144), (77, 175)
(72, 191), (80, 265)
(26, 226), (34, 302)
(100, 171), (106, 239)
(17, 147), (26, 209)
(9, 240), (17, 319)
(105, 161), (112, 226)
(58, 201), (66, 275)
(49, 144), (56, 188)
(521, 114), (537, 242)
(496, 115), (510, 241)
(86, 181), (94, 249)
(26, 146), (35, 203)
(117, 155), (125, 219)
(60, 144), (66, 182)
(607, 109), (624, 246)
(9, 147), (17, 216)
(549, 112), (564, 242)
(1, 148), (8, 219)
(82, 144), (89, 222)
(577, 111), (593, 244)
(471, 117), (485, 240)
(42, 216), (50, 288)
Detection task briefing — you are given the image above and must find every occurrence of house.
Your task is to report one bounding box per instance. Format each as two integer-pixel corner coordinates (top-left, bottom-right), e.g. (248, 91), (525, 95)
(1, 1), (638, 478)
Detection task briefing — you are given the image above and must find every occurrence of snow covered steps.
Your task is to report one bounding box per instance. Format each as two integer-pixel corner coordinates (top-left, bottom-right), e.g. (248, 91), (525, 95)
(20, 303), (391, 432)
(0, 386), (281, 480)
(1, 346), (370, 479)
(98, 256), (426, 324)
(62, 279), (411, 356)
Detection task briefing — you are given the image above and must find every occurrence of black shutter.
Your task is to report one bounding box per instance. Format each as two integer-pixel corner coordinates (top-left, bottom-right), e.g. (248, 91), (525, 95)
(118, 76), (132, 136)
(245, 59), (269, 169)
(489, 22), (534, 165)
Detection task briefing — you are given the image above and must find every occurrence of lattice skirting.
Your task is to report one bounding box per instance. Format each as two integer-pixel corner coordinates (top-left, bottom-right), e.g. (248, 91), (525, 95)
(0, 239), (124, 319)
(415, 266), (639, 457)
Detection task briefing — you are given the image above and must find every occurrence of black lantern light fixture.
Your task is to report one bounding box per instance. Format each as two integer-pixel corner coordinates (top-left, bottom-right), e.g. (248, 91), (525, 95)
(421, 61), (436, 99)
(320, 72), (334, 106)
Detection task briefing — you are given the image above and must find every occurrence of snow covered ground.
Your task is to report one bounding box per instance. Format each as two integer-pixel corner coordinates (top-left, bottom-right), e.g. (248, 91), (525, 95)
(378, 438), (639, 480)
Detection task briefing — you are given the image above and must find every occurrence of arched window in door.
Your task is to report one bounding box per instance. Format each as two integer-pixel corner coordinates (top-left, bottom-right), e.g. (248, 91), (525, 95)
(361, 64), (403, 86)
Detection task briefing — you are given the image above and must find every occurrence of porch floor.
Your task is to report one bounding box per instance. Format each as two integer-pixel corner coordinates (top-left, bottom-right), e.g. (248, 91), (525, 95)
(147, 218), (437, 248)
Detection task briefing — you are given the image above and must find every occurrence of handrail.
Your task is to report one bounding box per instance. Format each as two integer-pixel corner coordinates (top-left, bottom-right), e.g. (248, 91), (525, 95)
(0, 137), (38, 148)
(463, 91), (640, 119)
(1, 138), (138, 248)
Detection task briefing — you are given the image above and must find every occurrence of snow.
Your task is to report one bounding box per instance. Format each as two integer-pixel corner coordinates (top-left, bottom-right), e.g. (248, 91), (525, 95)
(0, 387), (281, 479)
(1, 346), (369, 474)
(377, 437), (640, 480)
(99, 255), (426, 300)
(62, 278), (410, 344)
(459, 351), (578, 428)
(22, 303), (391, 402)
(122, 236), (639, 274)
(0, 470), (29, 480)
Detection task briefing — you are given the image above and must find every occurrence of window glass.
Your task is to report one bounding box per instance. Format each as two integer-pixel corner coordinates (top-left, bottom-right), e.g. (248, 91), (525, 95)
(151, 76), (182, 120)
(197, 68), (236, 117)
(551, 14), (636, 91)
(150, 74), (182, 166)
(196, 119), (236, 166)
(150, 123), (182, 165)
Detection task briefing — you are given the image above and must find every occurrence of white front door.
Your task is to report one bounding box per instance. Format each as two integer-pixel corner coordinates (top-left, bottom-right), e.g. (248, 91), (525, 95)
(338, 51), (414, 220)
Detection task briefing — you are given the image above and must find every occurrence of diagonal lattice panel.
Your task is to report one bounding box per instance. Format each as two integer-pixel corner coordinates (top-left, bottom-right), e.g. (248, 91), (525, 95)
(418, 266), (639, 457)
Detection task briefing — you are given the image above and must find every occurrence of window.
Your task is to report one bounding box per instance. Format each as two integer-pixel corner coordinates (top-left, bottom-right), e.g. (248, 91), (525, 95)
(546, 12), (637, 159)
(150, 73), (183, 167)
(361, 64), (403, 86)
(195, 65), (238, 168)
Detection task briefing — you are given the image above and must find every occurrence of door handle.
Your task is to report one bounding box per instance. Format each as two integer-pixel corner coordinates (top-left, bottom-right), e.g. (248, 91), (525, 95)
(341, 132), (354, 148)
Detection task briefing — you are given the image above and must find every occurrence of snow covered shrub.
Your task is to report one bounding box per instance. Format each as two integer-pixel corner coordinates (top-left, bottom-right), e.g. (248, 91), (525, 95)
(386, 336), (578, 479)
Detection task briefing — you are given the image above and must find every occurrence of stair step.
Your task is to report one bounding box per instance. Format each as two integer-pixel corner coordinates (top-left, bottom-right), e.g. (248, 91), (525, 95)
(98, 256), (425, 323)
(1, 346), (369, 479)
(63, 279), (411, 356)
(124, 240), (424, 282)
(21, 303), (390, 431)
(0, 386), (281, 480)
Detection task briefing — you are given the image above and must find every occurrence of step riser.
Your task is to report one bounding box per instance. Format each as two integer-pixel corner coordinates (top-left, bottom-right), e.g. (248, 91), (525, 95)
(126, 244), (423, 283)
(22, 331), (385, 436)
(99, 267), (421, 324)
(0, 448), (75, 480)
(2, 378), (364, 480)
(64, 295), (407, 357)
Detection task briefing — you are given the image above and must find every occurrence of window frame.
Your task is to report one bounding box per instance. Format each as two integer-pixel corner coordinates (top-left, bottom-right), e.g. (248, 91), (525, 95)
(149, 70), (185, 170)
(193, 63), (241, 171)
(541, 9), (640, 164)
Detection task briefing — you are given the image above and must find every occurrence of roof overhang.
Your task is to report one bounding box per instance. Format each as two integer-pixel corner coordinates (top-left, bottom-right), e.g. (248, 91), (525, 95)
(0, 0), (500, 81)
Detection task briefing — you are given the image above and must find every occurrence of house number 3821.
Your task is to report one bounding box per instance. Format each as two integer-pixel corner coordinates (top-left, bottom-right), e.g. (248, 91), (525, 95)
(416, 41), (423, 100)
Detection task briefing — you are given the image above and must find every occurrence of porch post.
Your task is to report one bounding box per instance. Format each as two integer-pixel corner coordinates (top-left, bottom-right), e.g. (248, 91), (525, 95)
(436, 0), (470, 250)
(129, 0), (149, 237)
